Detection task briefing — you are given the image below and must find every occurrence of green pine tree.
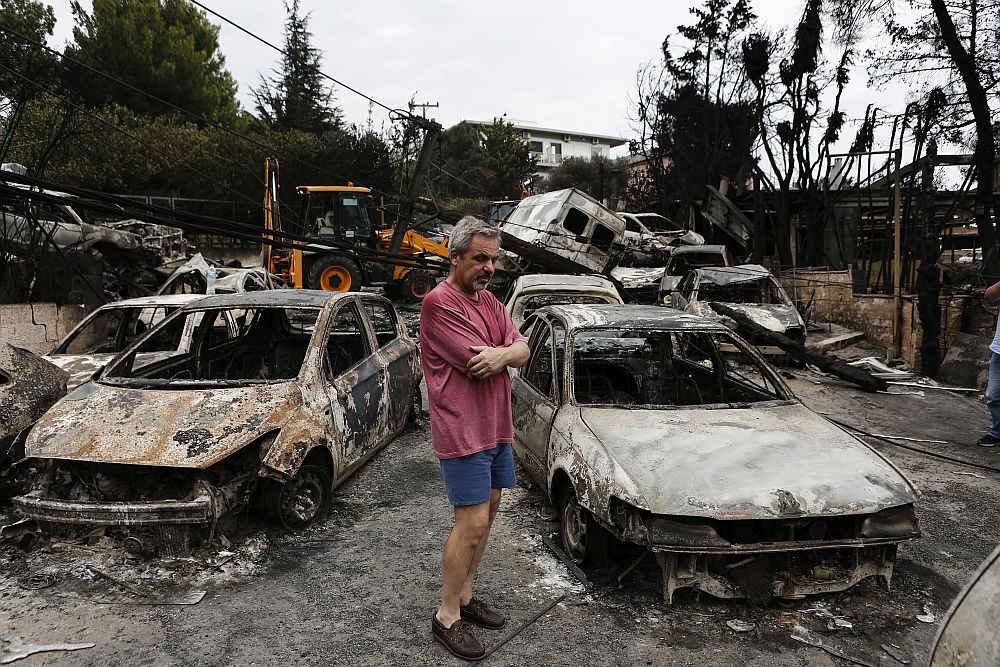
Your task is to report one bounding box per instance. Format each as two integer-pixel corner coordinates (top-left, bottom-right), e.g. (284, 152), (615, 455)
(253, 0), (342, 133)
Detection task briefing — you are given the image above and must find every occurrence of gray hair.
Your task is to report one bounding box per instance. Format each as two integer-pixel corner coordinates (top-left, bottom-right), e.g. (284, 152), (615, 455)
(449, 216), (500, 256)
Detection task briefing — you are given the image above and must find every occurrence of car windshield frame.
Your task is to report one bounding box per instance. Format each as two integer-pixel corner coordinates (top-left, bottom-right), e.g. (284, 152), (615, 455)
(565, 324), (794, 410)
(98, 304), (324, 388)
(694, 274), (793, 306)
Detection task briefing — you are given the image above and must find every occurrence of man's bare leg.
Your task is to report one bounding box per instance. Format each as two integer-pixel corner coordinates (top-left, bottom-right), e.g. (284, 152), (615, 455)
(460, 488), (501, 605)
(436, 499), (491, 627)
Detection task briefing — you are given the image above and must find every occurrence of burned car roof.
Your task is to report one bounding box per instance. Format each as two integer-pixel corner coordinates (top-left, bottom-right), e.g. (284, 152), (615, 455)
(177, 288), (352, 310)
(94, 294), (209, 308)
(515, 274), (618, 289)
(538, 303), (730, 331)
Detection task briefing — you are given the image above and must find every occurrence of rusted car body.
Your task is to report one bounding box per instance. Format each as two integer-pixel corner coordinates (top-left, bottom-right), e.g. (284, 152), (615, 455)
(930, 542), (1000, 666)
(13, 290), (421, 544)
(511, 305), (919, 603)
(505, 274), (623, 329)
(669, 264), (806, 343)
(46, 294), (210, 390)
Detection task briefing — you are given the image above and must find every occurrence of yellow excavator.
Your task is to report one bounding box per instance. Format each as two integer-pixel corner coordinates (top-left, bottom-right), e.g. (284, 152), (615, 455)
(262, 120), (450, 300)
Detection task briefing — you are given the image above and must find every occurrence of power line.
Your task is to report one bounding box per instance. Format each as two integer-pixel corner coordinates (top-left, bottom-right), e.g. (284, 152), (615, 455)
(185, 0), (410, 120)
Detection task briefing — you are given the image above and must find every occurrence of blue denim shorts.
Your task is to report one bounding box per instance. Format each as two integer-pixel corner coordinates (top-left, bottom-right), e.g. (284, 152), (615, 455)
(439, 444), (517, 506)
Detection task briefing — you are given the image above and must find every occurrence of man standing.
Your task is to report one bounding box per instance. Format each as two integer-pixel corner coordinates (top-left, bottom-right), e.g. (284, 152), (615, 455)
(978, 279), (1000, 446)
(420, 217), (530, 660)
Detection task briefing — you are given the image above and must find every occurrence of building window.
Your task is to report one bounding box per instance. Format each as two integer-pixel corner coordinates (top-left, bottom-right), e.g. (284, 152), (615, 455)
(591, 146), (603, 157)
(530, 141), (543, 153)
(549, 143), (562, 164)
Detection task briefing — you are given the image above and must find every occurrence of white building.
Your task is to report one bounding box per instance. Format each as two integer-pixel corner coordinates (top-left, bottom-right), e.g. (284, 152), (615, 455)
(462, 119), (627, 177)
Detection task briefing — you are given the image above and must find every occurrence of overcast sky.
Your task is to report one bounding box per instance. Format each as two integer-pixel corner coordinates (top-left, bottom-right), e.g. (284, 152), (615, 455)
(44, 0), (920, 161)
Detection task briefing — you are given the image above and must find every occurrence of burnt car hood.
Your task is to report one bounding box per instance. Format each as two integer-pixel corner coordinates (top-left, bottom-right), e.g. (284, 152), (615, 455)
(25, 381), (302, 469)
(693, 302), (803, 332)
(578, 403), (916, 520)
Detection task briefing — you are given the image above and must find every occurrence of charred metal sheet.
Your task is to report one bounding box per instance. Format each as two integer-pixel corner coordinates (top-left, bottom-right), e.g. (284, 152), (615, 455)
(0, 343), (68, 439)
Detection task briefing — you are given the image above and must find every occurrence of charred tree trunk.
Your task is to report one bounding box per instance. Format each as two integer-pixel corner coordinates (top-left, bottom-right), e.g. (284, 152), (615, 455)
(775, 193), (794, 266)
(709, 301), (888, 392)
(930, 0), (999, 278)
(916, 140), (942, 376)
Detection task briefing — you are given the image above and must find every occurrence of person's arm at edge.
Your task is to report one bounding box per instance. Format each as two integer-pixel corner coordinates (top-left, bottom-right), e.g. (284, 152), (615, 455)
(986, 279), (1000, 306)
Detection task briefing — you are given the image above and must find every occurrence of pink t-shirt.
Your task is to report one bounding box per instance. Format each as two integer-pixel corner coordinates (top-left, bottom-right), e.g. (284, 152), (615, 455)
(419, 281), (527, 459)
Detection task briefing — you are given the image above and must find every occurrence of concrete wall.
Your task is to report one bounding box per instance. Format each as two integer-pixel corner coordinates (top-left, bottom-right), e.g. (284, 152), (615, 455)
(780, 268), (969, 368)
(0, 303), (88, 355)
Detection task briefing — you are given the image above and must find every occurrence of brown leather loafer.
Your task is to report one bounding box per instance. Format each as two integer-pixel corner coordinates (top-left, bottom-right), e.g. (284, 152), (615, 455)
(431, 614), (485, 661)
(460, 597), (506, 629)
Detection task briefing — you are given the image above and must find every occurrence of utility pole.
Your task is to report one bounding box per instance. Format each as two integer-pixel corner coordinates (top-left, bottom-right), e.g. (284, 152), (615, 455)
(408, 101), (439, 119)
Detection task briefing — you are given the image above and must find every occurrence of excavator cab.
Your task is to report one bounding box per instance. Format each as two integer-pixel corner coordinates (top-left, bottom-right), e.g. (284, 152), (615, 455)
(296, 185), (376, 248)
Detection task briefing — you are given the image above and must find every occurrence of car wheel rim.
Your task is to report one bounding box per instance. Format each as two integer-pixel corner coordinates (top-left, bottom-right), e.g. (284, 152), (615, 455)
(320, 266), (351, 291)
(410, 276), (431, 298)
(561, 495), (587, 563)
(279, 465), (326, 527)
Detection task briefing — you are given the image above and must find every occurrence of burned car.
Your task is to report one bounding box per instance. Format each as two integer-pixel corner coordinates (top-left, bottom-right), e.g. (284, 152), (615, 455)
(669, 264), (806, 343)
(505, 273), (623, 329)
(12, 290), (421, 546)
(156, 253), (281, 295)
(46, 294), (211, 390)
(511, 305), (919, 603)
(657, 244), (734, 300)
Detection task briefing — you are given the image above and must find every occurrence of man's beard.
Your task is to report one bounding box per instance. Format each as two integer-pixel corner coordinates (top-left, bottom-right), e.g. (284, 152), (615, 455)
(472, 273), (491, 291)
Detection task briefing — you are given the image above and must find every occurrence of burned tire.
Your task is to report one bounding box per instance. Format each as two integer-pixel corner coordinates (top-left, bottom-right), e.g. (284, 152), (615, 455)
(256, 464), (331, 529)
(307, 255), (362, 292)
(401, 270), (435, 302)
(556, 484), (606, 565)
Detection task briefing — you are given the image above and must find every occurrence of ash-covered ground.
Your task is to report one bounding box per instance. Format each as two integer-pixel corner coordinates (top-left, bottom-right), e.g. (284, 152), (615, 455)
(1, 363), (998, 666)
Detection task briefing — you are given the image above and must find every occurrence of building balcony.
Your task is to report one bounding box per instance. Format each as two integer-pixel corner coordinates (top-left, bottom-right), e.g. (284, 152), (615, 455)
(533, 152), (563, 166)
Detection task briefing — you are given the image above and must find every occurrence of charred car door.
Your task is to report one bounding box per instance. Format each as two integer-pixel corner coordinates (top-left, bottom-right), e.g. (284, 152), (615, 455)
(512, 318), (561, 483)
(322, 300), (380, 473)
(361, 298), (415, 433)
